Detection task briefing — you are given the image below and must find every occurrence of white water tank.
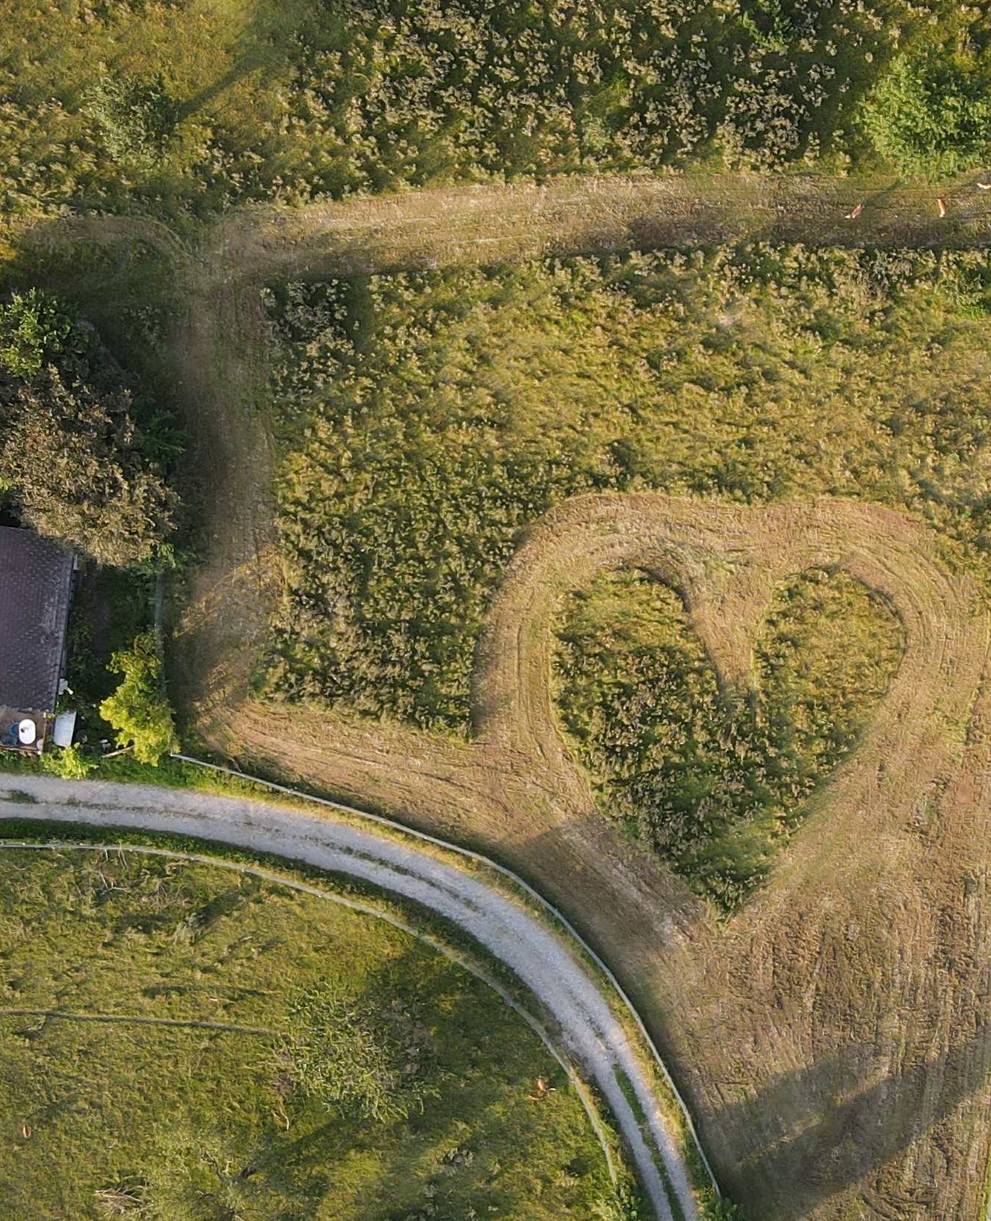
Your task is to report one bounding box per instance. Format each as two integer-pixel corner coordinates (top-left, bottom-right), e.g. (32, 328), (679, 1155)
(52, 711), (77, 748)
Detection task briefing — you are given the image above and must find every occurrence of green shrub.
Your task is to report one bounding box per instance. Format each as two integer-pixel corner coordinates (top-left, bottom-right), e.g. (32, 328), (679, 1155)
(592, 1180), (647, 1219)
(84, 72), (180, 168)
(99, 633), (178, 765)
(40, 744), (96, 780)
(0, 370), (177, 566)
(700, 1193), (747, 1221)
(863, 51), (991, 175)
(0, 290), (72, 379)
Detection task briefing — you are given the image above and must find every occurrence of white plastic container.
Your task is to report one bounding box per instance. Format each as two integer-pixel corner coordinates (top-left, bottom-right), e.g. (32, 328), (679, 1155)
(52, 710), (77, 748)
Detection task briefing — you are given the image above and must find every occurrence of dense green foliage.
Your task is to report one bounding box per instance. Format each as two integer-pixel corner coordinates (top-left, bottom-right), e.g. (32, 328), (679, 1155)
(553, 569), (902, 908)
(0, 848), (617, 1218)
(39, 743), (97, 780)
(100, 632), (178, 765)
(0, 0), (972, 218)
(862, 50), (991, 175)
(0, 291), (175, 566)
(265, 245), (991, 733)
(0, 288), (71, 377)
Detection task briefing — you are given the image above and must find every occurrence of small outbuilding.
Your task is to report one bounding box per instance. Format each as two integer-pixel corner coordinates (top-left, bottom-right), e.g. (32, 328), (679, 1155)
(0, 526), (74, 753)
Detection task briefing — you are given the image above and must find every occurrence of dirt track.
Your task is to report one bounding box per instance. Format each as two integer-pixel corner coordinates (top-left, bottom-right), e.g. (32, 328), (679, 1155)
(0, 771), (698, 1221)
(17, 172), (991, 1217)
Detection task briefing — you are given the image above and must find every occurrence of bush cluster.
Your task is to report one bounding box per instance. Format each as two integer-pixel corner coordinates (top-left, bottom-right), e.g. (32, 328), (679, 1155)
(862, 49), (991, 176)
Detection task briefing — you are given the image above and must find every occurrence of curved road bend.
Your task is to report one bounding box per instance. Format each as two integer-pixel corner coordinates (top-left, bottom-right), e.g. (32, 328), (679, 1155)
(0, 772), (699, 1221)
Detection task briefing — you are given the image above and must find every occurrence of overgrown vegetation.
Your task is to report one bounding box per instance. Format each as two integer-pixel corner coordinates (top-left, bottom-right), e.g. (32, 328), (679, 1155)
(0, 848), (620, 1218)
(84, 71), (180, 168)
(553, 569), (902, 908)
(0, 290), (176, 566)
(0, 0), (984, 220)
(280, 981), (434, 1122)
(264, 245), (991, 734)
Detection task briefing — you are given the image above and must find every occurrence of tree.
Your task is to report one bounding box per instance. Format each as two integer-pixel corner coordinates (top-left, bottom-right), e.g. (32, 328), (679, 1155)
(0, 291), (176, 566)
(0, 368), (175, 566)
(85, 72), (180, 167)
(100, 633), (178, 765)
(863, 51), (991, 176)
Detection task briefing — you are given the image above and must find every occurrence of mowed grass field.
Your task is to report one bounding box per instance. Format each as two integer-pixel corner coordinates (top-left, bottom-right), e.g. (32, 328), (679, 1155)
(260, 245), (991, 901)
(0, 0), (980, 221)
(0, 847), (622, 1219)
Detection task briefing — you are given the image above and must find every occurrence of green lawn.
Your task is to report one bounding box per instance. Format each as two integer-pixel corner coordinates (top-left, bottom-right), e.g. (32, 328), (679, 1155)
(0, 847), (623, 1219)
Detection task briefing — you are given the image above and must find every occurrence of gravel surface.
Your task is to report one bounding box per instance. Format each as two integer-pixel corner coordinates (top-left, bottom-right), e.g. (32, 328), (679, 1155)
(0, 772), (699, 1221)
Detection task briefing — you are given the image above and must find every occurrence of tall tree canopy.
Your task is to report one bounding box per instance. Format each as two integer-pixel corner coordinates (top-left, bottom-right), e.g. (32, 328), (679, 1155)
(0, 290), (175, 565)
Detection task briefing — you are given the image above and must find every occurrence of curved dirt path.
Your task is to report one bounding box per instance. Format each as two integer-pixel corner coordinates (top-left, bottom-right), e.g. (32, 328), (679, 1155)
(0, 771), (698, 1221)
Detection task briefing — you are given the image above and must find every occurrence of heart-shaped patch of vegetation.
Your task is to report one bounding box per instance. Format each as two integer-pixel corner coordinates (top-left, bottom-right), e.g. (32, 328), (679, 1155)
(553, 568), (903, 911)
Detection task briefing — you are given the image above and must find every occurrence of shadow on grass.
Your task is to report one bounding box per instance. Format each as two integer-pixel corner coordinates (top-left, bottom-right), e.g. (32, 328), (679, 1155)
(705, 1019), (991, 1217)
(175, 0), (316, 120)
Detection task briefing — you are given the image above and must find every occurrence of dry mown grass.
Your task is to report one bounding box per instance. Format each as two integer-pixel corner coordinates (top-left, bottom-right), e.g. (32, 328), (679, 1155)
(199, 493), (991, 1219)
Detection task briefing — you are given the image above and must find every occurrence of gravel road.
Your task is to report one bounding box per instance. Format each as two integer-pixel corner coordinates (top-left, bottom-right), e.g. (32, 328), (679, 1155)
(0, 771), (699, 1220)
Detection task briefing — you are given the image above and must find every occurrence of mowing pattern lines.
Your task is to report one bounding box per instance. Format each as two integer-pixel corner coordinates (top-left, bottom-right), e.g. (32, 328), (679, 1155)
(18, 183), (991, 1216)
(205, 493), (991, 1217)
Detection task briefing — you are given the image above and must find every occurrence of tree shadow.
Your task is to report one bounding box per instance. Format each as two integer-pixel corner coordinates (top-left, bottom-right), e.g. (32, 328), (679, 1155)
(175, 1), (313, 120)
(709, 1021), (991, 1217)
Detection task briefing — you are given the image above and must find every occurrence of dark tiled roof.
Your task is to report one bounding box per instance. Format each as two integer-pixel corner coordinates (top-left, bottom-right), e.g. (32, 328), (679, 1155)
(0, 527), (73, 713)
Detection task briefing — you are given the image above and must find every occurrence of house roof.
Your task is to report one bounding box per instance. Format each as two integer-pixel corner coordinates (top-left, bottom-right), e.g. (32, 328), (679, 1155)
(0, 527), (74, 713)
